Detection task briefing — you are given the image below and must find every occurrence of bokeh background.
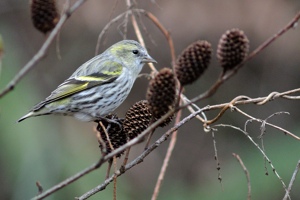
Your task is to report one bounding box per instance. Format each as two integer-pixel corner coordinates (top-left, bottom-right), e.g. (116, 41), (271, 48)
(1, 0), (300, 199)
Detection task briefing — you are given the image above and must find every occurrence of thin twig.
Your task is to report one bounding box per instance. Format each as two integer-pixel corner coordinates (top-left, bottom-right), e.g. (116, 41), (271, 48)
(180, 11), (300, 108)
(32, 158), (105, 200)
(151, 108), (182, 200)
(283, 160), (300, 200)
(77, 107), (206, 199)
(35, 181), (44, 194)
(130, 11), (157, 72)
(34, 106), (180, 200)
(32, 87), (300, 199)
(122, 11), (129, 39)
(232, 106), (300, 141)
(95, 11), (129, 55)
(211, 130), (222, 184)
(232, 153), (251, 200)
(204, 95), (250, 126)
(135, 11), (157, 46)
(204, 88), (300, 111)
(142, 10), (176, 64)
(113, 158), (117, 200)
(94, 125), (107, 156)
(27, 7), (300, 200)
(0, 0), (89, 99)
(99, 122), (116, 178)
(213, 124), (290, 200)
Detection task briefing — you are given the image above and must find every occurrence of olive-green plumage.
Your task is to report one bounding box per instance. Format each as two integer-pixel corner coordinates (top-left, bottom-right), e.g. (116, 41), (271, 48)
(18, 40), (156, 122)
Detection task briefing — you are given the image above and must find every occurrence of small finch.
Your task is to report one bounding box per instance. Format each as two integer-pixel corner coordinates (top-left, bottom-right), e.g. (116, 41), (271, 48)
(18, 40), (156, 122)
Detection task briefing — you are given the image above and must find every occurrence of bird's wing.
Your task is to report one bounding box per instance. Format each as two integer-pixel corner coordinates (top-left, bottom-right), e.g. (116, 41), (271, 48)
(32, 61), (123, 111)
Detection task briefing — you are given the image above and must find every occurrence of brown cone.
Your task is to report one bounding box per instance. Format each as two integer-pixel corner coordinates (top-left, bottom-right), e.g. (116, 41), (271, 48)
(30, 0), (60, 34)
(217, 28), (249, 72)
(97, 114), (126, 157)
(176, 40), (212, 86)
(146, 68), (176, 124)
(123, 100), (152, 140)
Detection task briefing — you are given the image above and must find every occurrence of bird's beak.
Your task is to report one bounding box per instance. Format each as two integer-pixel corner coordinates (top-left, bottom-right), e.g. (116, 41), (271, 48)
(142, 54), (157, 64)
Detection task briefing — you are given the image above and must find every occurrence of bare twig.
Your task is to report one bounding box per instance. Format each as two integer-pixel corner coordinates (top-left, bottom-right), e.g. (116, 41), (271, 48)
(94, 125), (107, 156)
(142, 10), (176, 64)
(283, 160), (300, 200)
(95, 11), (129, 55)
(259, 111), (290, 138)
(211, 130), (222, 184)
(180, 11), (300, 108)
(35, 181), (44, 194)
(205, 88), (300, 111)
(32, 87), (300, 199)
(130, 12), (157, 72)
(0, 0), (89, 99)
(204, 95), (250, 126)
(34, 106), (179, 200)
(151, 108), (182, 200)
(121, 11), (129, 39)
(113, 158), (117, 200)
(99, 122), (116, 178)
(232, 106), (300, 141)
(25, 5), (300, 200)
(136, 11), (157, 46)
(213, 124), (290, 199)
(232, 153), (251, 200)
(32, 158), (105, 200)
(77, 107), (206, 199)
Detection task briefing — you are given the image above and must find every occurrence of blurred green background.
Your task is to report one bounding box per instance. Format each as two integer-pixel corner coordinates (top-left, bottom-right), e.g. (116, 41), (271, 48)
(1, 0), (300, 199)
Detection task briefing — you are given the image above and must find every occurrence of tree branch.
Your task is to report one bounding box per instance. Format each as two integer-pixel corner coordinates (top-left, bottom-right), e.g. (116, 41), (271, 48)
(0, 0), (89, 99)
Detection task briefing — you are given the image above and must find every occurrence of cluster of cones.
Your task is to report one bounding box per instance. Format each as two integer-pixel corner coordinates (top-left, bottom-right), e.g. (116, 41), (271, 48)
(30, 0), (250, 157)
(97, 29), (249, 157)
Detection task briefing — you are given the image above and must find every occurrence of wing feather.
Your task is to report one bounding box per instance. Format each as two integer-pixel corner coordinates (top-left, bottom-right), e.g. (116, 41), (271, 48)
(33, 60), (122, 111)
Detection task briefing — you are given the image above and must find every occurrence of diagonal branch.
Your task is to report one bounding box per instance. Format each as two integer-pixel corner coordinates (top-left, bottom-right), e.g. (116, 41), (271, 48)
(214, 124), (290, 199)
(283, 160), (300, 200)
(232, 153), (251, 200)
(32, 158), (105, 200)
(151, 108), (182, 200)
(0, 0), (89, 99)
(77, 107), (206, 199)
(180, 11), (300, 108)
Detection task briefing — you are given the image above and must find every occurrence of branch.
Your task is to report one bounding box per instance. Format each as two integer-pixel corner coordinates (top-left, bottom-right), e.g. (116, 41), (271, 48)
(0, 0), (88, 99)
(95, 11), (129, 55)
(200, 89), (300, 141)
(214, 124), (290, 199)
(232, 106), (300, 141)
(77, 107), (206, 199)
(283, 160), (300, 200)
(232, 153), (251, 200)
(32, 158), (104, 200)
(181, 11), (300, 108)
(151, 108), (182, 200)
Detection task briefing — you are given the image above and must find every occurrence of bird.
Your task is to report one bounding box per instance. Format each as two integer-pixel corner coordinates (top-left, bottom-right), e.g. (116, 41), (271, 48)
(18, 40), (156, 123)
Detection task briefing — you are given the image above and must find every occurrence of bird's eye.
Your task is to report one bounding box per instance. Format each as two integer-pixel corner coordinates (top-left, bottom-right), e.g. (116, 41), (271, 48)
(132, 50), (139, 55)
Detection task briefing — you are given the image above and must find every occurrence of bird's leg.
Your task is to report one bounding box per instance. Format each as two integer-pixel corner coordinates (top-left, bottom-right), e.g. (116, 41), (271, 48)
(94, 116), (122, 130)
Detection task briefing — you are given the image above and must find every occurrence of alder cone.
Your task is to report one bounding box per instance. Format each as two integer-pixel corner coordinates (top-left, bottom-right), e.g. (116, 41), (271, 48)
(123, 100), (152, 140)
(97, 114), (126, 157)
(176, 40), (212, 86)
(30, 0), (60, 34)
(217, 28), (249, 72)
(146, 68), (176, 124)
